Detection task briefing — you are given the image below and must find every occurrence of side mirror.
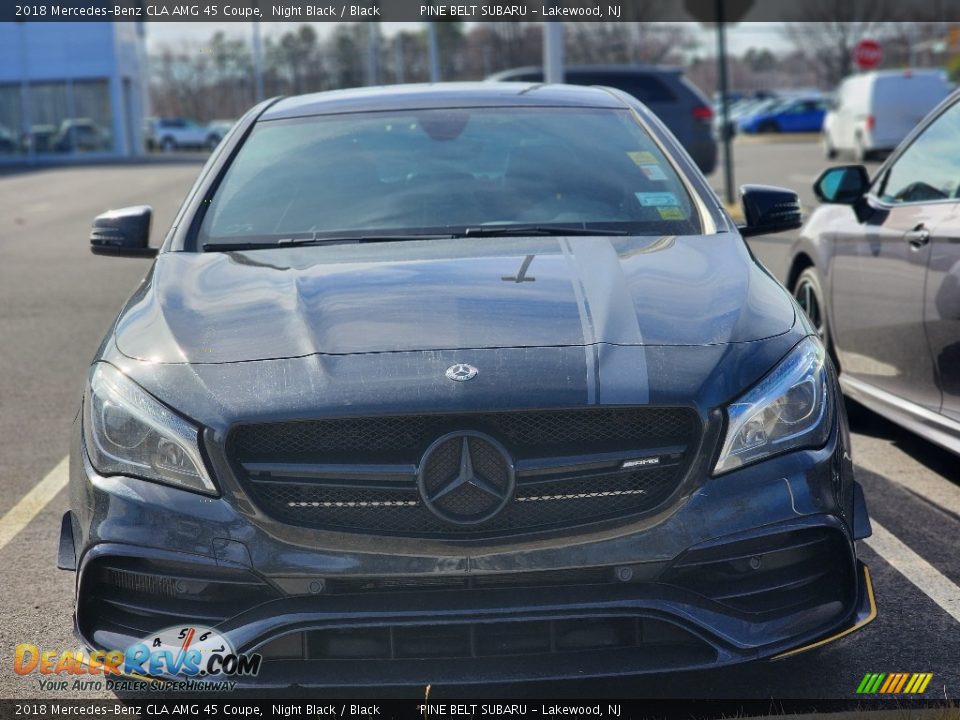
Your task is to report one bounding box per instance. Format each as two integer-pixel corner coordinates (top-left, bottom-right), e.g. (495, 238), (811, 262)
(813, 165), (870, 205)
(738, 185), (802, 238)
(90, 206), (157, 257)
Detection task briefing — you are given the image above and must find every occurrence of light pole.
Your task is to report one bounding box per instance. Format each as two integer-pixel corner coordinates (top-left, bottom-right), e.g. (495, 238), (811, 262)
(251, 20), (264, 102)
(715, 0), (734, 205)
(543, 21), (564, 84)
(684, 0), (755, 207)
(427, 21), (440, 82)
(367, 22), (380, 86)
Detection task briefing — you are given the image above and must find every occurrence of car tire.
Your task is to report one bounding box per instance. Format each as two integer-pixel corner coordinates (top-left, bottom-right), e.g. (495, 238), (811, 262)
(793, 267), (837, 365)
(823, 134), (837, 160)
(160, 137), (176, 152)
(758, 120), (779, 134)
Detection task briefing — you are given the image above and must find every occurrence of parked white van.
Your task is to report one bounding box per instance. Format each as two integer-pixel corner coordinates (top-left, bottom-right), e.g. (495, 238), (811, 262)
(823, 69), (951, 160)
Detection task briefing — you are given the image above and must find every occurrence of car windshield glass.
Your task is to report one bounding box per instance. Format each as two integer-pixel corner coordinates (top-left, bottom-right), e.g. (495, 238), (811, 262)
(197, 106), (702, 248)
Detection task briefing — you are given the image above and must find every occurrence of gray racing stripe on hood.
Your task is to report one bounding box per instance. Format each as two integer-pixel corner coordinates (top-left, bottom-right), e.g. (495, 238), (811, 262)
(562, 237), (650, 405)
(559, 238), (598, 405)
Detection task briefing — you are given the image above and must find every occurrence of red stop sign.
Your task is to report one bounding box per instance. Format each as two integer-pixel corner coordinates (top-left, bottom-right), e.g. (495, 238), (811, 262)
(854, 39), (882, 70)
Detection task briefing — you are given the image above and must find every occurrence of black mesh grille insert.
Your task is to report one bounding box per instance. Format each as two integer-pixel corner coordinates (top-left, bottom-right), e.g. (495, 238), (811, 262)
(231, 408), (697, 464)
(229, 408), (700, 539)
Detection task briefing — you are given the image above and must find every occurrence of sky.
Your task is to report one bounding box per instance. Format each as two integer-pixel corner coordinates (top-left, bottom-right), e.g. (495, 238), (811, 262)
(145, 21), (790, 57)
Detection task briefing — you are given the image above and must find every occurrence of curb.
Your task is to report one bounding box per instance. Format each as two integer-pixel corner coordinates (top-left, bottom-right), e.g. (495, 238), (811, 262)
(734, 132), (822, 144)
(722, 199), (745, 223)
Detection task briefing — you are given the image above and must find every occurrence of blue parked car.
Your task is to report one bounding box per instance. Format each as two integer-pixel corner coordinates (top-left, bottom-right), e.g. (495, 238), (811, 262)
(739, 97), (827, 134)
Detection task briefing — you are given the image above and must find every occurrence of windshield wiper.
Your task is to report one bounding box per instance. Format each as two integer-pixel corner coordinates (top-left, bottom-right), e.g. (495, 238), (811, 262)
(203, 234), (455, 252)
(458, 225), (628, 238)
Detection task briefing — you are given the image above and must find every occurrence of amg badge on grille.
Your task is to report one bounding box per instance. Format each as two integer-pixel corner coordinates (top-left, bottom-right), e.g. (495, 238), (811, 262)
(445, 363), (478, 382)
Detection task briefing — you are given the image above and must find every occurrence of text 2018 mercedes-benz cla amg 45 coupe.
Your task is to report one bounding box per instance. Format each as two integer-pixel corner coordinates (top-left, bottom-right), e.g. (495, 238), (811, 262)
(62, 84), (875, 687)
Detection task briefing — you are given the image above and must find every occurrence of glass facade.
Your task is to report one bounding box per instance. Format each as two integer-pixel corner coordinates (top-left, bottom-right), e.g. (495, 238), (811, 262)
(0, 79), (112, 157)
(0, 85), (21, 156)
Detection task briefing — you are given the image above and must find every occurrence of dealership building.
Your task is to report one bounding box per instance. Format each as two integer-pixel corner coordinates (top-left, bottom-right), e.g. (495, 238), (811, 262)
(0, 22), (148, 162)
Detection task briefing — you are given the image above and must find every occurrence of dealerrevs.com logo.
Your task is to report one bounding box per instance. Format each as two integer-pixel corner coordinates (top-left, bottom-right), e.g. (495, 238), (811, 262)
(15, 625), (261, 693)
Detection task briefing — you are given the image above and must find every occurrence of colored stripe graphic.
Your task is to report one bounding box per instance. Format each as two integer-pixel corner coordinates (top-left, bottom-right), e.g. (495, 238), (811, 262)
(857, 672), (932, 694)
(879, 674), (896, 693)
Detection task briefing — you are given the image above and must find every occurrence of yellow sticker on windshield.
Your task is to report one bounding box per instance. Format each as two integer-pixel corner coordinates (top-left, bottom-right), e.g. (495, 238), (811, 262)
(657, 206), (686, 220)
(628, 151), (658, 166)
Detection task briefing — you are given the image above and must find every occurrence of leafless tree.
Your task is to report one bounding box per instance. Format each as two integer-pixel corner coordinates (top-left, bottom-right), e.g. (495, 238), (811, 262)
(781, 1), (894, 86)
(567, 23), (698, 65)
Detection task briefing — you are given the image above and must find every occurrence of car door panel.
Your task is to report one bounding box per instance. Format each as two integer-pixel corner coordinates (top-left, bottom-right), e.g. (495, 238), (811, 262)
(830, 201), (944, 410)
(829, 97), (960, 412)
(925, 210), (960, 421)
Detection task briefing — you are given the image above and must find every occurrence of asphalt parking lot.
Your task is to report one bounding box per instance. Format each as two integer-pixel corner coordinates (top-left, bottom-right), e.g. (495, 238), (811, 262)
(0, 139), (957, 705)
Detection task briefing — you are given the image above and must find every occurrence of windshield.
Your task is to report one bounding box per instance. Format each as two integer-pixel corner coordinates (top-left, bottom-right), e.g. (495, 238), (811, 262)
(197, 106), (702, 248)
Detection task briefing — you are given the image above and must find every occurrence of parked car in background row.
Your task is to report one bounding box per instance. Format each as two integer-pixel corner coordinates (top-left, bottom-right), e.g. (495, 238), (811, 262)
(145, 117), (221, 152)
(0, 124), (16, 153)
(738, 96), (828, 134)
(66, 84), (872, 687)
(752, 89), (960, 456)
(488, 65), (718, 174)
(52, 119), (109, 153)
(823, 69), (951, 161)
(206, 119), (237, 147)
(715, 96), (780, 138)
(23, 124), (57, 153)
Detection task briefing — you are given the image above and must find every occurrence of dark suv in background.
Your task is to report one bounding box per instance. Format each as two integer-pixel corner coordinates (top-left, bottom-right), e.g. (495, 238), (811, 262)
(488, 65), (718, 174)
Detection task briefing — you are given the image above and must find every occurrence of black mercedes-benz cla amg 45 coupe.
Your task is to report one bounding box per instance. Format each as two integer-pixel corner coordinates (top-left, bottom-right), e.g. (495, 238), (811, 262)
(62, 83), (875, 687)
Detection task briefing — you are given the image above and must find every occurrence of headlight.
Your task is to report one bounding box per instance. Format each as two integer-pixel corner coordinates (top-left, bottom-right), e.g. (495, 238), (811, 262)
(714, 337), (831, 475)
(84, 363), (217, 495)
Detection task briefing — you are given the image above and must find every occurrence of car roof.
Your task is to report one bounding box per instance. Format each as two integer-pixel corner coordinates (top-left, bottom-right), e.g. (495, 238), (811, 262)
(260, 82), (629, 121)
(489, 64), (683, 78)
(846, 69), (945, 82)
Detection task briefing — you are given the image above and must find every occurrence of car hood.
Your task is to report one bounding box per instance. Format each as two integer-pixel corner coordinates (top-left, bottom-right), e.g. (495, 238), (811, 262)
(114, 233), (795, 365)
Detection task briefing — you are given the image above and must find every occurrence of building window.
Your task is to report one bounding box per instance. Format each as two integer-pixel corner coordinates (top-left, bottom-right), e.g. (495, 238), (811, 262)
(16, 79), (113, 155)
(27, 81), (68, 154)
(0, 85), (23, 156)
(70, 80), (112, 153)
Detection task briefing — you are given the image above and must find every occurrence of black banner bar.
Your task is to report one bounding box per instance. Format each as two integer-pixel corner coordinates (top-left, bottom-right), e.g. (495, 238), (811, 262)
(0, 699), (957, 720)
(6, 0), (960, 23)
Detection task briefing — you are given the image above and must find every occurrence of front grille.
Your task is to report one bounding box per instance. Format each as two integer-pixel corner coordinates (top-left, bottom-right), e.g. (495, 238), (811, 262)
(251, 466), (684, 537)
(228, 408), (700, 539)
(231, 408), (696, 463)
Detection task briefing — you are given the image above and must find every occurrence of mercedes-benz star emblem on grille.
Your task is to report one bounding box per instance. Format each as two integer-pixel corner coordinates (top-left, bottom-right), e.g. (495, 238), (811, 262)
(445, 363), (478, 382)
(417, 431), (515, 525)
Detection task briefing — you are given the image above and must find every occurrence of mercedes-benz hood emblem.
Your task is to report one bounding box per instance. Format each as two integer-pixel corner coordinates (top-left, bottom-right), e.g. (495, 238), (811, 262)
(445, 363), (478, 382)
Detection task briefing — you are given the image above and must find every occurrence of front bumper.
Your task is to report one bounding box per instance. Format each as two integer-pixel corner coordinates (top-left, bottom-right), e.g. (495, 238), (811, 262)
(65, 418), (873, 686)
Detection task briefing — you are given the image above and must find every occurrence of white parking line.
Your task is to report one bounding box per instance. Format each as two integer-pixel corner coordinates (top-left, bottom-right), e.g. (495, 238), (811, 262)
(855, 441), (960, 517)
(0, 455), (69, 553)
(866, 520), (960, 624)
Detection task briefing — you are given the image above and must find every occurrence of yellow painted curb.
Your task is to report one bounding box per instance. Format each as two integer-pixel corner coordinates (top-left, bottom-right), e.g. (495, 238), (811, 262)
(723, 200), (745, 223)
